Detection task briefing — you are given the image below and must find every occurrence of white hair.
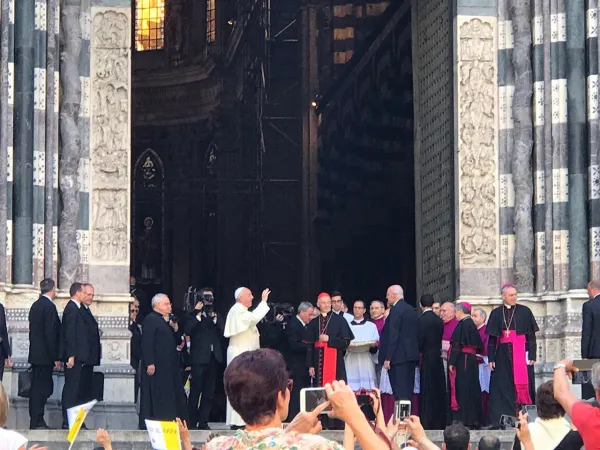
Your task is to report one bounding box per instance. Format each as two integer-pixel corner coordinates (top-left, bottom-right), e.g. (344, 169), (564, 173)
(234, 287), (246, 300)
(151, 293), (168, 309)
(389, 285), (404, 298)
(474, 308), (487, 320)
(298, 302), (313, 313)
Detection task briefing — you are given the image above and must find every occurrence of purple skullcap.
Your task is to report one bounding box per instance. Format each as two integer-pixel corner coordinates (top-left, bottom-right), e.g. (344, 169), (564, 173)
(460, 301), (472, 312)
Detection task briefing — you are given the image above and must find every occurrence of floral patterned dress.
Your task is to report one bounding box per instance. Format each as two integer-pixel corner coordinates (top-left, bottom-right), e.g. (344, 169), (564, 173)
(202, 427), (344, 450)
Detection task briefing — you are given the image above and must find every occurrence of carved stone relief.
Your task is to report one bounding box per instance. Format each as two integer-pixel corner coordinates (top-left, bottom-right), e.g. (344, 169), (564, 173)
(90, 10), (130, 263)
(457, 18), (498, 268)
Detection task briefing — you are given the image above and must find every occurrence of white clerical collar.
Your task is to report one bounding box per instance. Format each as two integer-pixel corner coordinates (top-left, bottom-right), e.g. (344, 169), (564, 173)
(422, 308), (432, 313)
(503, 303), (514, 309)
(296, 315), (305, 326)
(70, 298), (81, 308)
(477, 324), (485, 330)
(352, 318), (365, 323)
(43, 294), (53, 302)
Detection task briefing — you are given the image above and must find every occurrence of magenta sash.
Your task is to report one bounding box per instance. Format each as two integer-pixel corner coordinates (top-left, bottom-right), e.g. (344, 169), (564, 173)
(499, 331), (531, 405)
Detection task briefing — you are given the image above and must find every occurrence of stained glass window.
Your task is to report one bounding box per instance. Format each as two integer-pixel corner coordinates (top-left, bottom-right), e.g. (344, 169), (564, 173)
(207, 0), (216, 44)
(135, 0), (165, 51)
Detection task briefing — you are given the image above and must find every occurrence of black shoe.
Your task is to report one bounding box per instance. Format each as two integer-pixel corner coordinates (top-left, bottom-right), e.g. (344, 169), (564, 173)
(198, 422), (211, 430)
(61, 424), (69, 430)
(30, 424), (50, 430)
(230, 425), (244, 430)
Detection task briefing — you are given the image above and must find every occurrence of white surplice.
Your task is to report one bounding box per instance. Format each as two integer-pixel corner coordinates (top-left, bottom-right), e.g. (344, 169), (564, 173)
(224, 301), (270, 426)
(345, 319), (379, 391)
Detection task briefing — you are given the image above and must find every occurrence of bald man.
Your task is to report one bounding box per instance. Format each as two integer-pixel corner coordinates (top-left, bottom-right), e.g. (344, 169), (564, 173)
(379, 285), (419, 401)
(224, 287), (271, 428)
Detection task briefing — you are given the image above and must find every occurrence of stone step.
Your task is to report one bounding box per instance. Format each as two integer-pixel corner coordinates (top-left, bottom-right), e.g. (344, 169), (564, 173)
(19, 428), (517, 450)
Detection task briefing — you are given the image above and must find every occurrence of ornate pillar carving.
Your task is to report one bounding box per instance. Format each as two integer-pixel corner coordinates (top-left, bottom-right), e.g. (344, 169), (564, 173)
(455, 15), (501, 297)
(89, 7), (131, 294)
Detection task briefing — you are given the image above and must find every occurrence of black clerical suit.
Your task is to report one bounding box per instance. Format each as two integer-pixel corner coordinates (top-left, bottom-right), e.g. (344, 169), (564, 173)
(0, 303), (10, 381)
(582, 294), (600, 399)
(140, 311), (187, 425)
(379, 299), (420, 401)
(28, 294), (60, 428)
(81, 305), (102, 403)
(304, 312), (354, 385)
(487, 304), (538, 427)
(285, 316), (309, 420)
(130, 320), (142, 404)
(60, 299), (93, 427)
(417, 309), (446, 429)
(448, 316), (483, 428)
(184, 309), (224, 429)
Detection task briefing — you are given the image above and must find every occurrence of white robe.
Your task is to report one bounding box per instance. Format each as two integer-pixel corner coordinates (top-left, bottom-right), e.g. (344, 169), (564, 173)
(224, 301), (270, 426)
(345, 319), (379, 391)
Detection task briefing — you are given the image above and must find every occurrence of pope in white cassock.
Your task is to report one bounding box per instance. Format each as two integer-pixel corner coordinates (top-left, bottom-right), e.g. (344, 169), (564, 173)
(345, 300), (380, 391)
(224, 286), (271, 427)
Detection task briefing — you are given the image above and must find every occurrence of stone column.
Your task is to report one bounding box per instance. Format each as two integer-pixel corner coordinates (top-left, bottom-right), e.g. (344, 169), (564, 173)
(566, 0), (588, 290)
(87, 1), (133, 415)
(0, 0), (14, 283)
(455, 1), (500, 298)
(13, 0), (35, 285)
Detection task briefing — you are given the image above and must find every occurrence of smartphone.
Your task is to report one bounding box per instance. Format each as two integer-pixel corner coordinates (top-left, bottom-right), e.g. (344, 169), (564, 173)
(394, 400), (411, 421)
(522, 405), (538, 423)
(300, 387), (331, 414)
(500, 414), (519, 429)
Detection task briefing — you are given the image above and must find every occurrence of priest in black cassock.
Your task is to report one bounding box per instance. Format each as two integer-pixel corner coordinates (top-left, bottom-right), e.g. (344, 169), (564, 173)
(448, 302), (483, 428)
(304, 292), (354, 386)
(140, 294), (187, 427)
(487, 284), (539, 427)
(417, 294), (446, 430)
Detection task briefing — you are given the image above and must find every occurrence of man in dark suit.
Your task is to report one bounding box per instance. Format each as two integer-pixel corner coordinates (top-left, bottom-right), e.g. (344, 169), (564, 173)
(0, 296), (11, 382)
(581, 280), (600, 399)
(284, 301), (313, 420)
(60, 282), (91, 428)
(28, 278), (61, 429)
(417, 294), (446, 429)
(379, 284), (419, 401)
(129, 298), (142, 404)
(184, 288), (225, 429)
(81, 283), (102, 403)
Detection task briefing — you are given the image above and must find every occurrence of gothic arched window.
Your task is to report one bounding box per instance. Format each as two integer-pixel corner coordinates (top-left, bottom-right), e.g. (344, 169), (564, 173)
(135, 0), (166, 51)
(207, 0), (216, 43)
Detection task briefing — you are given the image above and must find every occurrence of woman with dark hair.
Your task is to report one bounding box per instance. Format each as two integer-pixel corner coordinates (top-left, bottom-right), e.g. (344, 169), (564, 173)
(204, 349), (390, 450)
(513, 380), (583, 450)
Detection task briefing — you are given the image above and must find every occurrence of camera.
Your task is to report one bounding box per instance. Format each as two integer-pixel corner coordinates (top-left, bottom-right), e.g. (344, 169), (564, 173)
(184, 286), (216, 315)
(168, 313), (179, 323)
(265, 302), (294, 326)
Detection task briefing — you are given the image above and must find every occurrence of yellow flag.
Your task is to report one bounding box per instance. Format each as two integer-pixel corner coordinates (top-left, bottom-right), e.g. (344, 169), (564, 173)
(67, 407), (86, 443)
(160, 421), (181, 450)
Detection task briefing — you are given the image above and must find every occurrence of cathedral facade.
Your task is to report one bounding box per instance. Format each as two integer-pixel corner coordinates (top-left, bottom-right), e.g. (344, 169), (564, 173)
(0, 0), (596, 425)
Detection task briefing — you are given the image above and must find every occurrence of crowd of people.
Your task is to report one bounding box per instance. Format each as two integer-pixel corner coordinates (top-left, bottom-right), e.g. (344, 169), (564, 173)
(5, 276), (600, 449)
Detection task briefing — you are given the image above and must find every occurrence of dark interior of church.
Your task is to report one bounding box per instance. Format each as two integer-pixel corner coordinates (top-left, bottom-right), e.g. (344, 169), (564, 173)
(130, 0), (417, 312)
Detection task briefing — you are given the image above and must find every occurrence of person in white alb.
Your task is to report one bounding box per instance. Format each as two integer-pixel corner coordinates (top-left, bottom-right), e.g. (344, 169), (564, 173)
(224, 286), (271, 428)
(345, 300), (379, 390)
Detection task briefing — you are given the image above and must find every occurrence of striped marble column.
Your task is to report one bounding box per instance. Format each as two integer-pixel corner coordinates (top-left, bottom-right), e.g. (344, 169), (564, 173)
(12, 0), (35, 285)
(566, 0), (588, 290)
(588, 1), (600, 279)
(533, 0), (547, 292)
(551, 0), (569, 292)
(0, 0), (15, 283)
(78, 0), (91, 281)
(44, 0), (59, 280)
(32, 0), (47, 284)
(498, 0), (515, 285)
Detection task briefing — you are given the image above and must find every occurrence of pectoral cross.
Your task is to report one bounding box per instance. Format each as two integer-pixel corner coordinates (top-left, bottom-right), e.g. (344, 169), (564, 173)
(504, 329), (511, 337)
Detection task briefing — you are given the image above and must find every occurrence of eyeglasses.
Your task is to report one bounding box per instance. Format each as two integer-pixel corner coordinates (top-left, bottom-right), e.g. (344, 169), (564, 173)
(286, 379), (294, 392)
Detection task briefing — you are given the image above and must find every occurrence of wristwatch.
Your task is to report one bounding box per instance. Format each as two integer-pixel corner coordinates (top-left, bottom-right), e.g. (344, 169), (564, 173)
(553, 363), (567, 371)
